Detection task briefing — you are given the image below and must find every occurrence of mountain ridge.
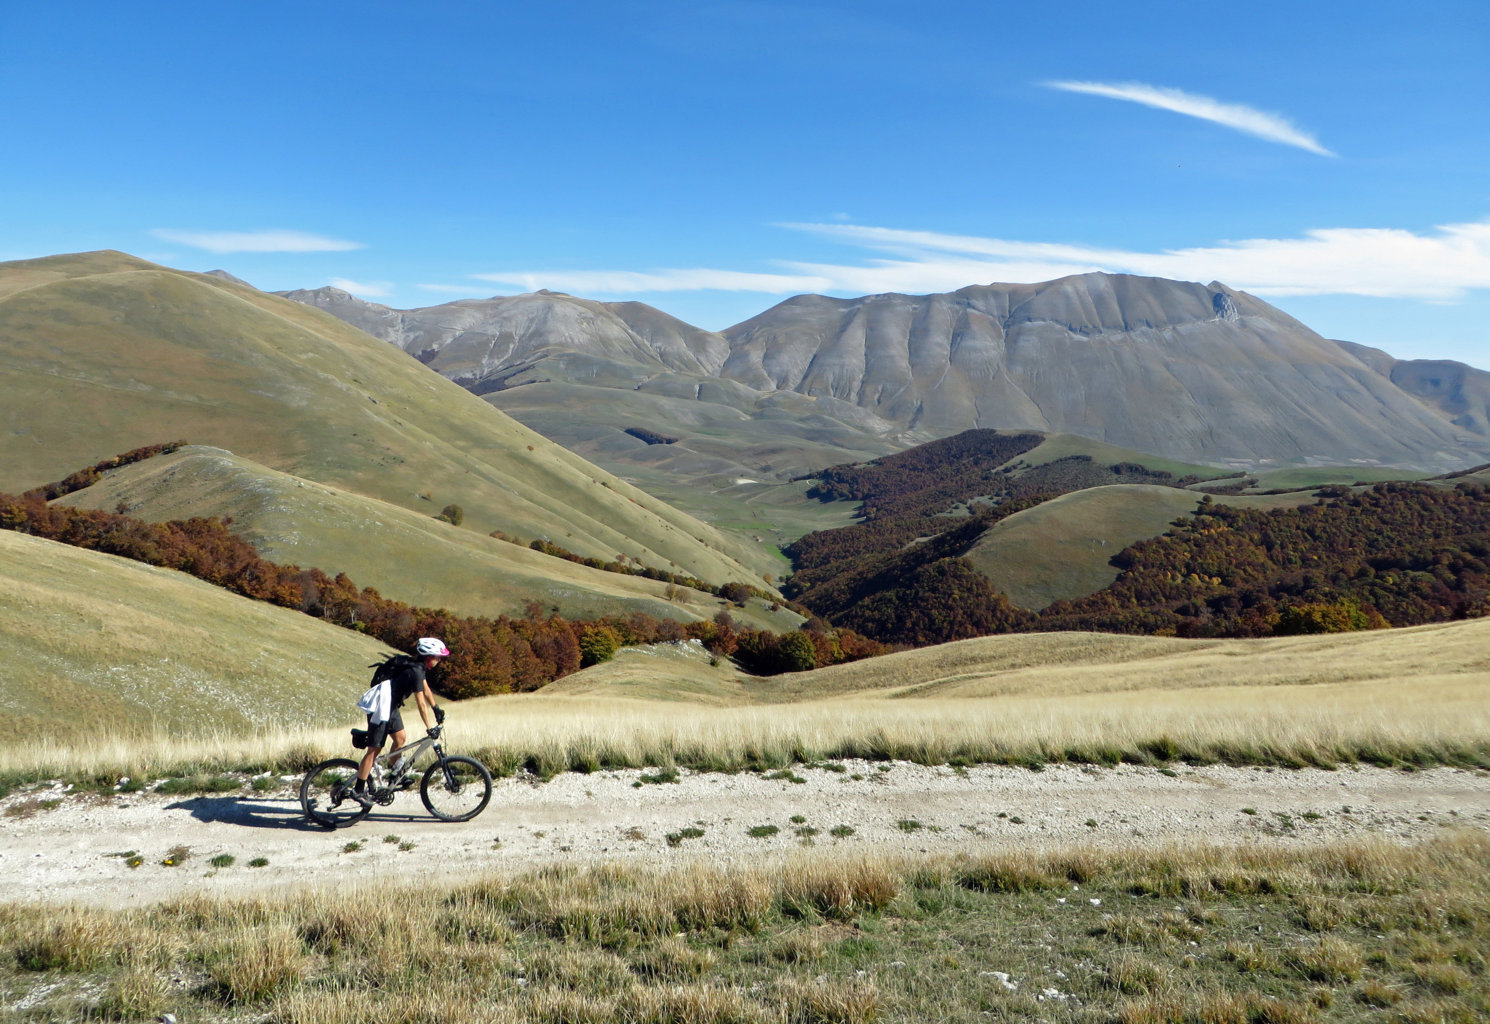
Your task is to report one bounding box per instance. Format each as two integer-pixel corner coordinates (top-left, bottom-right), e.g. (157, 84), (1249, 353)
(282, 272), (1490, 474)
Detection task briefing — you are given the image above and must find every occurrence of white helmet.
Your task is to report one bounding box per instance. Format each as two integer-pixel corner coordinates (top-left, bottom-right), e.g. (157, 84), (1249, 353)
(415, 637), (450, 657)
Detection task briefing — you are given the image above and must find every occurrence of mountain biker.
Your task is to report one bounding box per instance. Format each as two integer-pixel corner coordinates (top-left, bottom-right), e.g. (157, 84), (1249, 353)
(352, 637), (449, 807)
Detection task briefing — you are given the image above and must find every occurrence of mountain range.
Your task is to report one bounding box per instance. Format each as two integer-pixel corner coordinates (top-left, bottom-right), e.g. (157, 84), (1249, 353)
(281, 274), (1490, 478)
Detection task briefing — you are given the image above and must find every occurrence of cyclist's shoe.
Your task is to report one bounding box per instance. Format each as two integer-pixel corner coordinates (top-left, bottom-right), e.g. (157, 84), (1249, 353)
(350, 788), (374, 808)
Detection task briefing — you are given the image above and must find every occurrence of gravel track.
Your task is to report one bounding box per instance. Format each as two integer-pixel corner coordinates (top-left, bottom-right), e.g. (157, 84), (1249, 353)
(3, 762), (1487, 907)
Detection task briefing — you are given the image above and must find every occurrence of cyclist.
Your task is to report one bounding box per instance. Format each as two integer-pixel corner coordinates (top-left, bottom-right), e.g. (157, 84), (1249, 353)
(351, 637), (449, 807)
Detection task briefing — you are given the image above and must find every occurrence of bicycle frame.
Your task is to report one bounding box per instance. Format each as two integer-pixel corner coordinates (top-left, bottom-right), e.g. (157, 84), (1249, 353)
(372, 733), (445, 791)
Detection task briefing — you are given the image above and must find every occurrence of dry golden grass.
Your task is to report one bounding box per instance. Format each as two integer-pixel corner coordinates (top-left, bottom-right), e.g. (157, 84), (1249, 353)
(0, 529), (389, 751)
(6, 616), (1488, 780)
(4, 835), (1487, 1023)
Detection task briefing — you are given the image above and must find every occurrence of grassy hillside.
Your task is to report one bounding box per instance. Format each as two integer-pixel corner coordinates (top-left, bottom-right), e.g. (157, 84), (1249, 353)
(9, 592), (1487, 780)
(488, 379), (911, 548)
(0, 529), (388, 744)
(0, 252), (775, 590)
(54, 445), (800, 630)
(965, 485), (1317, 609)
(1014, 432), (1235, 480)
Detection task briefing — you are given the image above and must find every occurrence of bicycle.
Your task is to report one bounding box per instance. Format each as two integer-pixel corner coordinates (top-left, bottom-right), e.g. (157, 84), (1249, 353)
(300, 720), (492, 828)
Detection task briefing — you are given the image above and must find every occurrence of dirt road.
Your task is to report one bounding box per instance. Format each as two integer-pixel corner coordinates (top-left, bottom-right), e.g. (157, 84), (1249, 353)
(3, 762), (1487, 907)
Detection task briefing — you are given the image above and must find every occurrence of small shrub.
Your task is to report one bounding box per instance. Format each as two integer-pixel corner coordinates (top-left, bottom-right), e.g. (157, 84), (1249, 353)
(830, 825), (856, 838)
(666, 827), (706, 847)
(161, 845), (190, 867)
(248, 857), (269, 868)
(897, 819), (924, 832)
(209, 854), (235, 869)
(637, 767), (680, 786)
(3, 797), (62, 818)
(746, 825), (780, 838)
(765, 769), (806, 784)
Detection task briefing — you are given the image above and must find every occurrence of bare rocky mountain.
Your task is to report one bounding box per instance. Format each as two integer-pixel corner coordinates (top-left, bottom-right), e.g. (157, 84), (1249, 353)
(276, 286), (926, 486)
(277, 286), (730, 392)
(1336, 340), (1490, 440)
(281, 275), (1490, 473)
(721, 274), (1489, 471)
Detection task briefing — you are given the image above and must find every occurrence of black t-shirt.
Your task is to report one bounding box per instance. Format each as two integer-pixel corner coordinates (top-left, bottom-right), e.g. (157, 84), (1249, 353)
(386, 660), (427, 709)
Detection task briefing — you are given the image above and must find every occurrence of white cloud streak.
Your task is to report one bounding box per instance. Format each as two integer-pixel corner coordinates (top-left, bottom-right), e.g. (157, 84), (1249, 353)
(151, 229), (364, 253)
(328, 277), (393, 298)
(474, 218), (1490, 302)
(1044, 80), (1335, 156)
(471, 267), (836, 294)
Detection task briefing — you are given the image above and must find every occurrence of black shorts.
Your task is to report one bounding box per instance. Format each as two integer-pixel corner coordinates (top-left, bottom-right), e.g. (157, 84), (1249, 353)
(366, 708), (404, 749)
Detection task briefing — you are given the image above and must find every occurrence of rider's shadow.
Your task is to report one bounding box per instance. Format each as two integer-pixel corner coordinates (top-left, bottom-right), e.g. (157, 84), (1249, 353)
(166, 797), (426, 829)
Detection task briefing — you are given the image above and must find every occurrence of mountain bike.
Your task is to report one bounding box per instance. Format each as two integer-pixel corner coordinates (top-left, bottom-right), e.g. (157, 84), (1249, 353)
(300, 721), (492, 828)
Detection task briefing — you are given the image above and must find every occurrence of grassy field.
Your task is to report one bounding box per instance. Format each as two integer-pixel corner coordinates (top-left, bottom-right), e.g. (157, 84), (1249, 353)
(1245, 466), (1431, 491)
(0, 252), (775, 588)
(1015, 433), (1233, 481)
(3, 834), (1485, 1023)
(56, 445), (801, 630)
(8, 613), (1487, 785)
(0, 529), (387, 747)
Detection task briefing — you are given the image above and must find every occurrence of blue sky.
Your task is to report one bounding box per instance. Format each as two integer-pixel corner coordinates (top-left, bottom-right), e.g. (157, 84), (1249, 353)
(4, 1), (1488, 367)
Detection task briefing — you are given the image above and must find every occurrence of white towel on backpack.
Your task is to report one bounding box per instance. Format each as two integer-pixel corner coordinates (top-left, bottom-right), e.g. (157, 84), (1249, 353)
(356, 680), (392, 724)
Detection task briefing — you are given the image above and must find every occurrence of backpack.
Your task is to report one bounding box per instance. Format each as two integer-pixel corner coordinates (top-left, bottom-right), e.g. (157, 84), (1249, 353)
(356, 653), (416, 721)
(368, 653), (418, 686)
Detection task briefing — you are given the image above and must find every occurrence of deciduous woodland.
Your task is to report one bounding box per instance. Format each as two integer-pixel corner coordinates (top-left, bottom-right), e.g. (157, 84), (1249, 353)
(787, 432), (1490, 646)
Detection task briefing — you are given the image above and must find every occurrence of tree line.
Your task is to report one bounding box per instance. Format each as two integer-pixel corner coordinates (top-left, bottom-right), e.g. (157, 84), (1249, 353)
(785, 427), (1490, 645)
(2, 446), (889, 696)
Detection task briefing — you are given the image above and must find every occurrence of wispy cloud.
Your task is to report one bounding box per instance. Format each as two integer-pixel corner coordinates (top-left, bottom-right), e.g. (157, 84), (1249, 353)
(783, 220), (1490, 300)
(1044, 80), (1335, 156)
(418, 283), (487, 294)
(472, 218), (1490, 302)
(151, 229), (364, 253)
(471, 267), (835, 294)
(328, 277), (393, 298)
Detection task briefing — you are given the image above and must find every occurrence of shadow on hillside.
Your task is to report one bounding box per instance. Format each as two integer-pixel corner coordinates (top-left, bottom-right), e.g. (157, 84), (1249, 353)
(166, 796), (429, 830)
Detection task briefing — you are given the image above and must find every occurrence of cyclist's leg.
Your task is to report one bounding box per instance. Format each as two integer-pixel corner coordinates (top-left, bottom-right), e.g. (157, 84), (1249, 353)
(381, 708), (409, 762)
(357, 716), (392, 789)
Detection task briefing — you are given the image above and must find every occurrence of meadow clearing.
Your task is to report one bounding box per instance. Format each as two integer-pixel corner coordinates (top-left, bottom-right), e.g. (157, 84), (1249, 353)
(2, 616), (1488, 1021)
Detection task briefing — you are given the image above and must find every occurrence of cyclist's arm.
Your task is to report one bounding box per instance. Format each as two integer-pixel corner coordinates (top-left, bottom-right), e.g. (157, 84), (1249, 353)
(414, 682), (437, 731)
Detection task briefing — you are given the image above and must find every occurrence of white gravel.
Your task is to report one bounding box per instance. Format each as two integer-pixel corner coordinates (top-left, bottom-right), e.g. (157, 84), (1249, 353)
(2, 762), (1487, 907)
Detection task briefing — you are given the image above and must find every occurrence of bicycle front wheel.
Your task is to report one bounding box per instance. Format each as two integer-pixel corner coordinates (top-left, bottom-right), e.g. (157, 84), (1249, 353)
(420, 755), (492, 822)
(301, 757), (371, 829)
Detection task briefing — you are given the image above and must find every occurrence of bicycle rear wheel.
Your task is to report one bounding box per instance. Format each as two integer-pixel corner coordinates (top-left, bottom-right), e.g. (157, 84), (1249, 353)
(420, 755), (492, 821)
(301, 757), (371, 828)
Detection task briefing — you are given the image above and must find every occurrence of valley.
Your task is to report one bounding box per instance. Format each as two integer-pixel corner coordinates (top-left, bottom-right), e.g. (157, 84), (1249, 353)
(2, 250), (1488, 1023)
